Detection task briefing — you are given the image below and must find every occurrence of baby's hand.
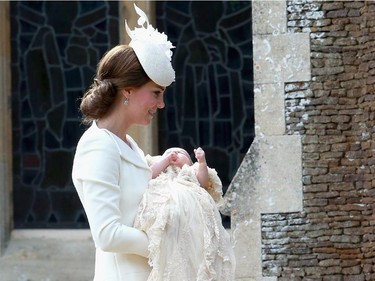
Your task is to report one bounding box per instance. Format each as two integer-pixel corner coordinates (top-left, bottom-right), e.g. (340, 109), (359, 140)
(194, 147), (206, 163)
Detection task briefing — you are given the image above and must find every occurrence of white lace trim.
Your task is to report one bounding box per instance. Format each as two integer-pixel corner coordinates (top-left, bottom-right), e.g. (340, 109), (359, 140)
(134, 164), (235, 281)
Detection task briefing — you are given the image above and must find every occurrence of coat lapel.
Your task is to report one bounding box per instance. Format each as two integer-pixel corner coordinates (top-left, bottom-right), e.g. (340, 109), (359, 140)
(118, 135), (151, 170)
(92, 122), (151, 171)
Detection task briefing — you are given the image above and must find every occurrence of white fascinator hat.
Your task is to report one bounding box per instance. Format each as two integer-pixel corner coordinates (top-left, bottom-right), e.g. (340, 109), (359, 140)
(125, 4), (175, 87)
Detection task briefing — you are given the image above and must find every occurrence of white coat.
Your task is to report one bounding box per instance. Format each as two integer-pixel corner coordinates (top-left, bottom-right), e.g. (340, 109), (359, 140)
(72, 121), (152, 281)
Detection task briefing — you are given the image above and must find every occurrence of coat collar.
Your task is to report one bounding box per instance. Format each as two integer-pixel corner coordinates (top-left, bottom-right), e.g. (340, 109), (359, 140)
(92, 122), (151, 171)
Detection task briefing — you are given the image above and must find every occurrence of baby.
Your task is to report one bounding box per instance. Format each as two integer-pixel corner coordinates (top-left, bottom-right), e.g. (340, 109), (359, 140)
(134, 147), (235, 281)
(150, 147), (209, 188)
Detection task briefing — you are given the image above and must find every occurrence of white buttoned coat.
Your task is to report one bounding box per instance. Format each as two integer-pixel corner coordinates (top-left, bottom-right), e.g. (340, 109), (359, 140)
(72, 122), (152, 281)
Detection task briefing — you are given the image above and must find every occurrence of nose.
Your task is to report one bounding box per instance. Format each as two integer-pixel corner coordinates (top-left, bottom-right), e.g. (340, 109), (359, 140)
(157, 102), (165, 109)
(157, 95), (165, 109)
(171, 152), (177, 159)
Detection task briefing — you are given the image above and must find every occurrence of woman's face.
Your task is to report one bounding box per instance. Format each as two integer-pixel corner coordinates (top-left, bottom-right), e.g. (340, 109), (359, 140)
(127, 81), (165, 126)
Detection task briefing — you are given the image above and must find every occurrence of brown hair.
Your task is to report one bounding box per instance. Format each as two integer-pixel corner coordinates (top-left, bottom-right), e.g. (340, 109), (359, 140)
(79, 45), (150, 125)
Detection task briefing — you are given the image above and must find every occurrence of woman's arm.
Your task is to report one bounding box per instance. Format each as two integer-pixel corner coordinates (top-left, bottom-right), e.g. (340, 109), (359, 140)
(72, 132), (149, 257)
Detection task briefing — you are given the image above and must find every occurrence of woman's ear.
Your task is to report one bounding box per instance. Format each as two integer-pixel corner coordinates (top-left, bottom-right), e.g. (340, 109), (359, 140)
(122, 89), (131, 99)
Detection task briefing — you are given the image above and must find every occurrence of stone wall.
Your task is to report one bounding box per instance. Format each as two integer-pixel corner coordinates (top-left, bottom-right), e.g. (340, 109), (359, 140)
(225, 1), (309, 280)
(262, 1), (375, 280)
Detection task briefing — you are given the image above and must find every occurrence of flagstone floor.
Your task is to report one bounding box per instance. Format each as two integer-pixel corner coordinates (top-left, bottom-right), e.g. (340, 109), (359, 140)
(0, 230), (94, 281)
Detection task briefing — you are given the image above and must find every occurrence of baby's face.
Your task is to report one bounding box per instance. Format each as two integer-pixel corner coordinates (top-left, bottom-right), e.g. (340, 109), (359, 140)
(164, 148), (192, 168)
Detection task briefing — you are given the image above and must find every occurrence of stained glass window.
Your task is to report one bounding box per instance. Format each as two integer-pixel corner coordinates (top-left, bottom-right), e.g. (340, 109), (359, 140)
(11, 1), (119, 228)
(156, 1), (254, 220)
(11, 0), (254, 229)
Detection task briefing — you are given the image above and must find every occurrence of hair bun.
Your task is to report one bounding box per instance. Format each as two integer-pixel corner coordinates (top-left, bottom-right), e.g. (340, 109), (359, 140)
(93, 78), (117, 97)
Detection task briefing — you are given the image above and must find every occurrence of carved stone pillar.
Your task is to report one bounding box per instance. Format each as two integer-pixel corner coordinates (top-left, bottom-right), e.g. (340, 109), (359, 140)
(223, 0), (311, 279)
(0, 0), (13, 255)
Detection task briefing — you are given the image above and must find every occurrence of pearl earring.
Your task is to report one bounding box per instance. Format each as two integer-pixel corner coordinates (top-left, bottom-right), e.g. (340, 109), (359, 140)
(124, 98), (129, 106)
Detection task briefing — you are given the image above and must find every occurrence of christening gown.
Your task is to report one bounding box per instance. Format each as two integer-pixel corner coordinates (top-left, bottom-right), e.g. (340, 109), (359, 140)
(134, 157), (236, 281)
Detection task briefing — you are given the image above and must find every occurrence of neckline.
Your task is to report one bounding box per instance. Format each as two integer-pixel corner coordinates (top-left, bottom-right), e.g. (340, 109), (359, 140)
(94, 121), (133, 150)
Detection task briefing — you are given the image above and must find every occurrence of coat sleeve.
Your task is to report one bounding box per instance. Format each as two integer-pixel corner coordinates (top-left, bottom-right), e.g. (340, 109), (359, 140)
(73, 132), (149, 257)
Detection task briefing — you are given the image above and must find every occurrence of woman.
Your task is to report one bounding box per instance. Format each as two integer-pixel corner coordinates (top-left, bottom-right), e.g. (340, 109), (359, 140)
(72, 4), (175, 281)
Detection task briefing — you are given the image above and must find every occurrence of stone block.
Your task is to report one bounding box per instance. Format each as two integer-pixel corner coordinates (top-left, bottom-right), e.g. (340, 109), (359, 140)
(226, 135), (303, 280)
(254, 83), (285, 136)
(253, 33), (311, 84)
(252, 0), (286, 36)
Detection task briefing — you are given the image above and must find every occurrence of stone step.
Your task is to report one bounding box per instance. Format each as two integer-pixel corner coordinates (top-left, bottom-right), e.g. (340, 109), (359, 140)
(0, 230), (95, 281)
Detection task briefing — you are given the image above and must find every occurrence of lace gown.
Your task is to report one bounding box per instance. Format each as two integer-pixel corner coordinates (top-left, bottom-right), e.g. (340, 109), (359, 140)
(134, 161), (235, 281)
